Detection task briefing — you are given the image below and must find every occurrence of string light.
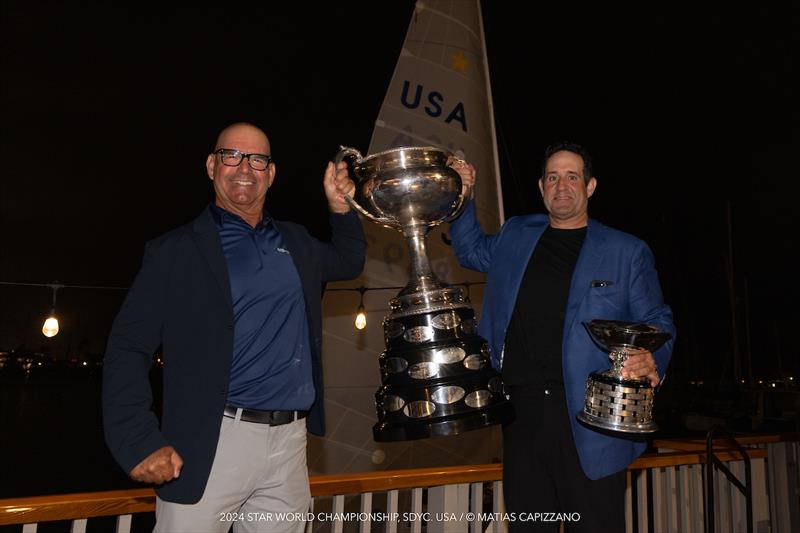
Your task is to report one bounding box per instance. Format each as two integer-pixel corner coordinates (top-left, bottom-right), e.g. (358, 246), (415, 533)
(42, 283), (64, 337)
(354, 287), (367, 330)
(1, 280), (486, 334)
(0, 281), (129, 338)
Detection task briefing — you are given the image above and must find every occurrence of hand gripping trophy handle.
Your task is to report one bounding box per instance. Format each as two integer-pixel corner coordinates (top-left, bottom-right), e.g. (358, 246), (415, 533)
(444, 151), (473, 221)
(334, 146), (396, 227)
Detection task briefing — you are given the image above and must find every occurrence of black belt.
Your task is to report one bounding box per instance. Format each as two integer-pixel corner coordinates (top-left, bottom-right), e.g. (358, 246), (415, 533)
(223, 405), (308, 426)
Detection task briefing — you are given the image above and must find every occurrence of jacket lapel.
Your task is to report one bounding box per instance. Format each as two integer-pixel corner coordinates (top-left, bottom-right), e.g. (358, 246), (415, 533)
(563, 220), (606, 342)
(191, 207), (232, 307)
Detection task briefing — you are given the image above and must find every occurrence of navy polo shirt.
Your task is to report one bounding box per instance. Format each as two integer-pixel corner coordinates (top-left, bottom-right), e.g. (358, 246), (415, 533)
(210, 203), (314, 411)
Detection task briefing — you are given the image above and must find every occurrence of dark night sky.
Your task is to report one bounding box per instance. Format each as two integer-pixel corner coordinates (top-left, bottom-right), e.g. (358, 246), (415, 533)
(1, 2), (797, 382)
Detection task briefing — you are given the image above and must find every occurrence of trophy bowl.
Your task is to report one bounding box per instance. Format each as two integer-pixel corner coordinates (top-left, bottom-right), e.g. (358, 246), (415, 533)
(578, 319), (672, 434)
(336, 145), (514, 442)
(337, 146), (466, 231)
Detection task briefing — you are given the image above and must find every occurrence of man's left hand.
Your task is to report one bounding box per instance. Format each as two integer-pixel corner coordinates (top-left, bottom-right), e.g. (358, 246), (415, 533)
(324, 161), (356, 214)
(620, 348), (660, 387)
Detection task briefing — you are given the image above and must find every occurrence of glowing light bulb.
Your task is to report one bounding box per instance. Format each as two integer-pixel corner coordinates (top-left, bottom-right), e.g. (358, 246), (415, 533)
(355, 306), (367, 330)
(42, 316), (59, 337)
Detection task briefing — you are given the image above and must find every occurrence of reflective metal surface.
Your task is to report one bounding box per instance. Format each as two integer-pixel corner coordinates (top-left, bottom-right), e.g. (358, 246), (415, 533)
(431, 385), (466, 405)
(338, 146), (466, 231)
(337, 145), (514, 441)
(578, 320), (672, 434)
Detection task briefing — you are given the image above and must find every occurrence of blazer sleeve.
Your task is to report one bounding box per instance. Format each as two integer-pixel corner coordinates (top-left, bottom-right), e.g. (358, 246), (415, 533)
(628, 241), (676, 382)
(448, 200), (500, 273)
(319, 210), (366, 282)
(102, 241), (170, 474)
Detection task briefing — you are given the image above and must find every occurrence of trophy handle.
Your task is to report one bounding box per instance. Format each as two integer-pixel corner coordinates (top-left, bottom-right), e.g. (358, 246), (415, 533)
(334, 145), (397, 227)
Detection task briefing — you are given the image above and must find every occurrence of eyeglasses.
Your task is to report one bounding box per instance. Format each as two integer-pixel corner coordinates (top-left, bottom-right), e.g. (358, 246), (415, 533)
(214, 149), (272, 171)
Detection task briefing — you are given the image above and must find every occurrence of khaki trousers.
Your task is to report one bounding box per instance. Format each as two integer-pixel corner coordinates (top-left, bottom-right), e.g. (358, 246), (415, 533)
(155, 413), (310, 533)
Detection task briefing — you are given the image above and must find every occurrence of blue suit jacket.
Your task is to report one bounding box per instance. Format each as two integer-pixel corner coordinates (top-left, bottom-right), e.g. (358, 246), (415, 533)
(450, 201), (675, 479)
(102, 206), (365, 503)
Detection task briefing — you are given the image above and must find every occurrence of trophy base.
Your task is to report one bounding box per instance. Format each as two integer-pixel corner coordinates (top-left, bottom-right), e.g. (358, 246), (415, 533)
(373, 400), (514, 442)
(373, 366), (514, 442)
(374, 289), (514, 442)
(579, 371), (658, 434)
(577, 410), (658, 434)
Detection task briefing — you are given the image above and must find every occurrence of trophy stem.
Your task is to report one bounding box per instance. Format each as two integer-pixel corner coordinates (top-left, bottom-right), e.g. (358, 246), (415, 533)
(400, 226), (445, 296)
(610, 349), (628, 376)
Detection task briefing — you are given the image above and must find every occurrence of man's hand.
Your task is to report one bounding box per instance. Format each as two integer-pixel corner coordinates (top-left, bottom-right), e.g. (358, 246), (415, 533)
(130, 445), (183, 485)
(324, 161), (356, 214)
(620, 349), (660, 387)
(450, 158), (476, 198)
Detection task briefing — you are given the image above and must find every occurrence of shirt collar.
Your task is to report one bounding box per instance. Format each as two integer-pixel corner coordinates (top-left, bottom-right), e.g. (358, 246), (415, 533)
(209, 202), (273, 229)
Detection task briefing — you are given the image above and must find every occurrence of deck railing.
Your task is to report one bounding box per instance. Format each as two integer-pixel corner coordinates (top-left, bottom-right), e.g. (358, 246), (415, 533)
(1, 433), (797, 533)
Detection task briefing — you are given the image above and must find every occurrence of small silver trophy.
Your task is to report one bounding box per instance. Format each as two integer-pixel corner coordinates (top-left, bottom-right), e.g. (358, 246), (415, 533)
(579, 319), (672, 433)
(336, 146), (513, 442)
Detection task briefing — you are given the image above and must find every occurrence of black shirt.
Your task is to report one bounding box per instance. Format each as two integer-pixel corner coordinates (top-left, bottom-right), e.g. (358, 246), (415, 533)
(503, 225), (587, 387)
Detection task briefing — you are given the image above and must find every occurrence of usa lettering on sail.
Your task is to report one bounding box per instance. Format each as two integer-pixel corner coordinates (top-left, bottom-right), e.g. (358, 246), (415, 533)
(399, 80), (467, 132)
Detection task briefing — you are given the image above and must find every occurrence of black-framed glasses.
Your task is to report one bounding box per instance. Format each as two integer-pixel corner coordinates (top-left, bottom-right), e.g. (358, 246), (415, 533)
(214, 149), (272, 171)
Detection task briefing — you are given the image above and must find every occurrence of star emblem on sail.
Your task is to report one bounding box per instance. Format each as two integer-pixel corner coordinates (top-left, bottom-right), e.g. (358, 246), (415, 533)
(451, 51), (469, 74)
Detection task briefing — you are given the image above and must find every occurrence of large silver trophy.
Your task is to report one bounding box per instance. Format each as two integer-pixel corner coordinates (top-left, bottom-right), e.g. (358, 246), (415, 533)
(336, 146), (513, 442)
(579, 320), (672, 433)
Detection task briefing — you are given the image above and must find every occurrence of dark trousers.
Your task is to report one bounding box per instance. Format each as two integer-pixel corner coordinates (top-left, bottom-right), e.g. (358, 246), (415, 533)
(502, 385), (626, 533)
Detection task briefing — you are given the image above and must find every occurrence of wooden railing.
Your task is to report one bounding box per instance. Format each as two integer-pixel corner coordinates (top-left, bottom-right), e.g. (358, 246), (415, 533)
(1, 434), (798, 533)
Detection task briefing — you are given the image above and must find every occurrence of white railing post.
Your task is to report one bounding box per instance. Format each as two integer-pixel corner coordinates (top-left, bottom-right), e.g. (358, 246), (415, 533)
(386, 489), (399, 533)
(411, 487), (423, 533)
(331, 494), (344, 533)
(115, 514), (132, 533)
(491, 480), (507, 533)
(676, 464), (693, 532)
(767, 441), (800, 533)
(359, 491), (372, 533)
(651, 467), (666, 530)
(636, 468), (648, 533)
(428, 483), (469, 532)
(469, 482), (483, 533)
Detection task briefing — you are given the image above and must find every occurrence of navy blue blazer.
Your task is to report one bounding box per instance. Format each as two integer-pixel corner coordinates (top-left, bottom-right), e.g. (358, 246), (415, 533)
(102, 206), (365, 503)
(450, 201), (675, 479)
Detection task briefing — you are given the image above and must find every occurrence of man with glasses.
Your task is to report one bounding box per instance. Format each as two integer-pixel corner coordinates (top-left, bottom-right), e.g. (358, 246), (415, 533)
(103, 122), (366, 532)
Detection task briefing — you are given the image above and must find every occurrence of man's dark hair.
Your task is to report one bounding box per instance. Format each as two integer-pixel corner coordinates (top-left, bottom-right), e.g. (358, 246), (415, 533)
(541, 141), (593, 184)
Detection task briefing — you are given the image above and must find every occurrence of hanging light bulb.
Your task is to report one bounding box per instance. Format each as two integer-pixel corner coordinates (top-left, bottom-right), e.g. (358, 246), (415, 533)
(42, 282), (64, 337)
(355, 305), (367, 330)
(354, 287), (367, 330)
(42, 316), (59, 337)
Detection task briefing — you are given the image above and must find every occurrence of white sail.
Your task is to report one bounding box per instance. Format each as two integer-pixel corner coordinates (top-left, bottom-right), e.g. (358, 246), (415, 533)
(312, 0), (504, 475)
